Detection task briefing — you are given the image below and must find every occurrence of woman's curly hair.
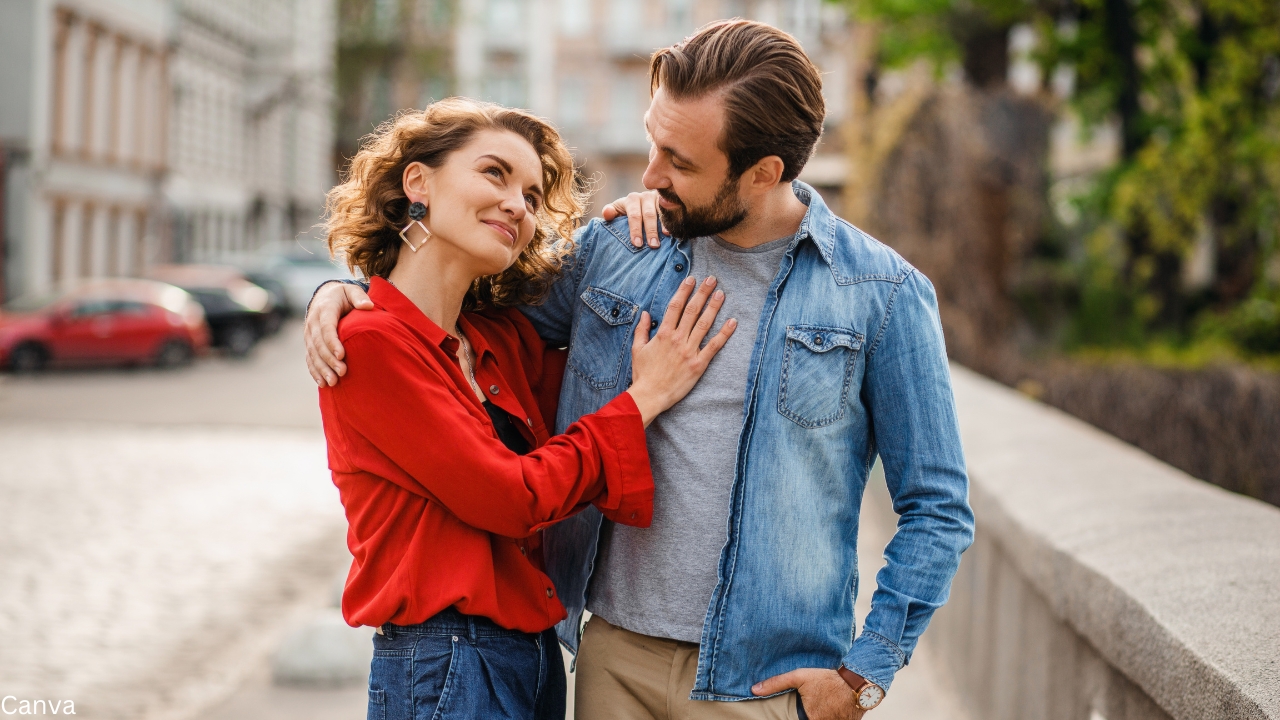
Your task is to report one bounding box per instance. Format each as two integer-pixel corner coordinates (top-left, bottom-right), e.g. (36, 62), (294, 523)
(325, 97), (587, 310)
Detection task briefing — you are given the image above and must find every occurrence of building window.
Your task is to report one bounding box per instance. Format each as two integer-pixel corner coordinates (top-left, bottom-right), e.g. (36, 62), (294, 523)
(484, 73), (527, 109)
(560, 0), (591, 35)
(558, 76), (587, 128)
(368, 70), (393, 127)
(488, 0), (523, 38)
(609, 0), (641, 29)
(607, 72), (646, 149)
(416, 0), (451, 31)
(374, 0), (400, 38)
(419, 76), (451, 107)
(668, 0), (692, 30)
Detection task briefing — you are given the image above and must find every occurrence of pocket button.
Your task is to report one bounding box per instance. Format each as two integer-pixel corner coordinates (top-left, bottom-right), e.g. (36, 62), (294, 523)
(814, 335), (824, 345)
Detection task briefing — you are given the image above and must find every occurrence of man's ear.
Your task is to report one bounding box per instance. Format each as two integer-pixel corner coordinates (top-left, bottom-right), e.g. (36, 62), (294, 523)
(745, 155), (787, 191)
(402, 161), (431, 207)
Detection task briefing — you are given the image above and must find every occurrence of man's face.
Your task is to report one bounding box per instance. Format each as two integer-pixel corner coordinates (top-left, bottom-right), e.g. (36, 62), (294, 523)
(641, 87), (747, 239)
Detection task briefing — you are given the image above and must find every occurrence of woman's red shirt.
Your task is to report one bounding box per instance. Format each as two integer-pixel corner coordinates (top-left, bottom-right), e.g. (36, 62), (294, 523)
(318, 277), (653, 633)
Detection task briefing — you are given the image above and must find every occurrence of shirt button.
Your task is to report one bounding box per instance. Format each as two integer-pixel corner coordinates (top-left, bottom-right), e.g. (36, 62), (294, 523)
(489, 385), (499, 395)
(650, 321), (657, 330)
(525, 417), (533, 426)
(610, 307), (620, 318)
(814, 335), (824, 345)
(674, 264), (684, 272)
(546, 588), (554, 598)
(520, 546), (527, 556)
(630, 512), (637, 520)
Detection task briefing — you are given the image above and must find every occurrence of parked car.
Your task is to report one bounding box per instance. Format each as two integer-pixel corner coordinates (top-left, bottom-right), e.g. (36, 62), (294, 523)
(146, 264), (278, 357)
(244, 242), (354, 316)
(240, 270), (289, 334)
(0, 279), (210, 372)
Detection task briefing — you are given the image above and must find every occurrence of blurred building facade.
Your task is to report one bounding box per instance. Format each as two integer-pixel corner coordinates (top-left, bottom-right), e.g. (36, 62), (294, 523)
(335, 0), (852, 215)
(0, 0), (335, 304)
(166, 0), (336, 267)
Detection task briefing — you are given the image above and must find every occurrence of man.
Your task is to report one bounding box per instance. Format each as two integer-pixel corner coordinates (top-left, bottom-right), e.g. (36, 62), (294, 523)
(306, 20), (973, 720)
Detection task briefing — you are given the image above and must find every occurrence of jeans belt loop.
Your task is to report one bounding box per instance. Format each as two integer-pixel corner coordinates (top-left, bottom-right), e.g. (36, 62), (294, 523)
(467, 616), (478, 644)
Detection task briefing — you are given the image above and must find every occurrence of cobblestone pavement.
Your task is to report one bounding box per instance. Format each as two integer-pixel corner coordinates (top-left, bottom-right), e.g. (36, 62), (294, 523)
(0, 324), (352, 720)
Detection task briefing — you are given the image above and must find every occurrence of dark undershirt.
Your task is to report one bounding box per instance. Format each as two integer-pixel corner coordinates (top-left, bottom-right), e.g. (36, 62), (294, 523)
(483, 401), (531, 455)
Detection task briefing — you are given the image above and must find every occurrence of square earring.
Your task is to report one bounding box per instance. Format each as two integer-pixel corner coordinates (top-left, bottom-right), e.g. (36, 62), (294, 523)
(399, 220), (430, 252)
(400, 201), (430, 252)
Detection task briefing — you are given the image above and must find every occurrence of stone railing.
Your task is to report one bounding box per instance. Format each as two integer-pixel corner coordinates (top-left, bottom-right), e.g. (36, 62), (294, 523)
(868, 366), (1280, 720)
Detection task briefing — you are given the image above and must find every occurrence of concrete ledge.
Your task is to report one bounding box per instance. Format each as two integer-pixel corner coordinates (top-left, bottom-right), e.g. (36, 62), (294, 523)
(918, 367), (1280, 720)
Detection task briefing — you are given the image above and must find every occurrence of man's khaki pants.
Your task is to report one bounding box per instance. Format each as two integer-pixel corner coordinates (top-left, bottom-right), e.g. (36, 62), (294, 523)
(575, 615), (800, 720)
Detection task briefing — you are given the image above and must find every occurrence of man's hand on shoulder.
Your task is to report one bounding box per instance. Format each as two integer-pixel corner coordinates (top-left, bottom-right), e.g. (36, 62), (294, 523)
(753, 667), (867, 720)
(601, 190), (668, 249)
(305, 281), (374, 387)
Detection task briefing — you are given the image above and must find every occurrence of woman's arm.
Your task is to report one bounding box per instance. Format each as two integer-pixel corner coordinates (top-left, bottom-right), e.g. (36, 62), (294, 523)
(324, 328), (650, 538)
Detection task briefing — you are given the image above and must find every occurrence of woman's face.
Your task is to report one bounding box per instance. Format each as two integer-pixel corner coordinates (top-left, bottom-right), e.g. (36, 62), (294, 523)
(406, 129), (545, 277)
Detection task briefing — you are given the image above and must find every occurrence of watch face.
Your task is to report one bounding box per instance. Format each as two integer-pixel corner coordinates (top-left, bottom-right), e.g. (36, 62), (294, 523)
(858, 684), (884, 709)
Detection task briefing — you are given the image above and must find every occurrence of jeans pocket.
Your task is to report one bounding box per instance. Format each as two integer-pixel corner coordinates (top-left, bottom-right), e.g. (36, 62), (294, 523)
(567, 286), (638, 390)
(777, 325), (861, 428)
(369, 634), (456, 720)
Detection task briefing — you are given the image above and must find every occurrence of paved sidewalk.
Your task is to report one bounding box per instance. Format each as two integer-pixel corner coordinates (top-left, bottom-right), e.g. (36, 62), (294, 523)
(0, 325), (352, 720)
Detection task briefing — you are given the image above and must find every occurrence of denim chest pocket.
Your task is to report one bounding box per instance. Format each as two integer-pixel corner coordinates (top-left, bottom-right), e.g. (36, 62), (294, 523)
(778, 325), (863, 428)
(568, 286), (639, 390)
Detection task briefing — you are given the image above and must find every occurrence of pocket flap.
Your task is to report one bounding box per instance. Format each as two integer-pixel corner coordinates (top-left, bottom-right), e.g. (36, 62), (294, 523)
(785, 325), (862, 353)
(581, 287), (639, 327)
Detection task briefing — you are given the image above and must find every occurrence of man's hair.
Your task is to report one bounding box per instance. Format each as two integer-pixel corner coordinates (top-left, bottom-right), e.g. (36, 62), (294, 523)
(649, 20), (825, 182)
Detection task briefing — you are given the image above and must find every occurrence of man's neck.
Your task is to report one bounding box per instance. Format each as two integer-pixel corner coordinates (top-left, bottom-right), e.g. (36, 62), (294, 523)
(715, 182), (808, 249)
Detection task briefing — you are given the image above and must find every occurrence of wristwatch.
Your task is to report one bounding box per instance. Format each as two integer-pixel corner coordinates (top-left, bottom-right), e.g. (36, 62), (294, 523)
(837, 666), (885, 711)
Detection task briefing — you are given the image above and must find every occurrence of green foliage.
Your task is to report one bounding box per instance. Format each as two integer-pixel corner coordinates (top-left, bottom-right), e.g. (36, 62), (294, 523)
(845, 0), (1029, 69)
(838, 0), (1280, 358)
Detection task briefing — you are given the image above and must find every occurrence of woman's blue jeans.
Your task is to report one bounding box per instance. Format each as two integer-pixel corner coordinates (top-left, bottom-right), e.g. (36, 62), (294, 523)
(367, 608), (566, 720)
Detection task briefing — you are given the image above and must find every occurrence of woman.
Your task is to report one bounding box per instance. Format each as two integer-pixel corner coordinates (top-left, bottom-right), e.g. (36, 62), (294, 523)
(319, 97), (736, 720)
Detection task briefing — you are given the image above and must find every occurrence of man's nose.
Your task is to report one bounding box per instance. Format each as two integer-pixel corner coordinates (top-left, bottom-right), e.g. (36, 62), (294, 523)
(641, 159), (666, 191)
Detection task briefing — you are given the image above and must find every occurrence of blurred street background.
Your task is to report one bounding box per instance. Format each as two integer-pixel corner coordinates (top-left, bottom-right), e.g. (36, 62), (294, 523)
(0, 0), (1277, 718)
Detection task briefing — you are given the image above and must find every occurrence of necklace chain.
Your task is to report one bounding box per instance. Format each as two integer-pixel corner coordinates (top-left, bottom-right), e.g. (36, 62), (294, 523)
(455, 326), (483, 399)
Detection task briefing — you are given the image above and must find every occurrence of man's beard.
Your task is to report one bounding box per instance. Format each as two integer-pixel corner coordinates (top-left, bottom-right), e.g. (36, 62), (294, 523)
(656, 175), (748, 239)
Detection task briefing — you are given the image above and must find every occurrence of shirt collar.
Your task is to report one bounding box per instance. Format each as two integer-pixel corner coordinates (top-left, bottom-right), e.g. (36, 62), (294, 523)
(789, 180), (839, 269)
(367, 277), (494, 360)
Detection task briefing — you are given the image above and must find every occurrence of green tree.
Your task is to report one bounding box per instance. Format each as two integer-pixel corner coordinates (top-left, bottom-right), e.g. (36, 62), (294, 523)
(841, 0), (1280, 355)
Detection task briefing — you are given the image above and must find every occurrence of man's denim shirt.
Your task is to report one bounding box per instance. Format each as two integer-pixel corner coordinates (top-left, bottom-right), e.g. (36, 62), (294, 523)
(520, 182), (975, 700)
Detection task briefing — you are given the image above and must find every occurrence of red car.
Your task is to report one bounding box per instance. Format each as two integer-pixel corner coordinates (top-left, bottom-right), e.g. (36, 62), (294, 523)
(0, 279), (211, 372)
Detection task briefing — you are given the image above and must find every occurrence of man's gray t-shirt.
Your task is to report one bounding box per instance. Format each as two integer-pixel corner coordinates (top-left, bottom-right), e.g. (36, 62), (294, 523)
(587, 233), (793, 643)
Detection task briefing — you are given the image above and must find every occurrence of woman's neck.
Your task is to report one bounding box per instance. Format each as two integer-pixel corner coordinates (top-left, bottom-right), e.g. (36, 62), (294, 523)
(385, 242), (477, 335)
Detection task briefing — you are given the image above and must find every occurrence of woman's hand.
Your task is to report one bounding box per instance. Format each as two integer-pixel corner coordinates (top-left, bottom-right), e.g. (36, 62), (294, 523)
(626, 276), (736, 426)
(602, 190), (666, 249)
